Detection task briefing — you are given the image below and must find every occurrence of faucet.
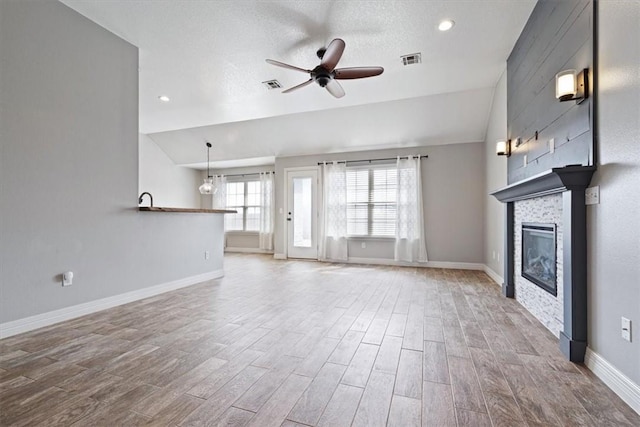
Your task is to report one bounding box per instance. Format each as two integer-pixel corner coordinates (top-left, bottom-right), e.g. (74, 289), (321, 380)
(138, 192), (153, 207)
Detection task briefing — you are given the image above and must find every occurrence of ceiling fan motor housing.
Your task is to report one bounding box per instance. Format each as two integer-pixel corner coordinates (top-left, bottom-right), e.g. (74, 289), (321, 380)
(311, 65), (333, 87)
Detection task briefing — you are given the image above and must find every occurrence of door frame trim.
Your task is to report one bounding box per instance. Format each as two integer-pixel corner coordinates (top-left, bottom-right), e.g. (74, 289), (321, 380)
(283, 166), (320, 259)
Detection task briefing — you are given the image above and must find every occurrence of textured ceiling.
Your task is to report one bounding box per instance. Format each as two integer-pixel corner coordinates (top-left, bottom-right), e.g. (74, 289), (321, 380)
(61, 0), (536, 167)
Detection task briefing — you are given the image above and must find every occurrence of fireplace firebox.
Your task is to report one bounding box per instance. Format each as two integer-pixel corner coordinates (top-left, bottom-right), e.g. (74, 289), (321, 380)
(522, 223), (557, 296)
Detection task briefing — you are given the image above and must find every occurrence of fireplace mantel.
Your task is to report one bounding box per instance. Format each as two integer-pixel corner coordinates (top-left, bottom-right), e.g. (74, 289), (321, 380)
(491, 165), (595, 363)
(491, 165), (596, 202)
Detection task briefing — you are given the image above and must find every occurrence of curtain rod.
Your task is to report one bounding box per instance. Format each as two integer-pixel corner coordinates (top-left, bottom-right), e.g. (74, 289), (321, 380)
(317, 155), (428, 165)
(214, 171), (275, 178)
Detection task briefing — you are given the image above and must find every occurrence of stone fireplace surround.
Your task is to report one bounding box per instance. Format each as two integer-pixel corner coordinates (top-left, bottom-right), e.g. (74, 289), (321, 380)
(492, 165), (595, 362)
(515, 195), (564, 337)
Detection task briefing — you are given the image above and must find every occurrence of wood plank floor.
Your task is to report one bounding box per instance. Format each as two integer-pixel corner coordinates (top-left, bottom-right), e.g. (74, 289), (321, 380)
(1, 254), (638, 426)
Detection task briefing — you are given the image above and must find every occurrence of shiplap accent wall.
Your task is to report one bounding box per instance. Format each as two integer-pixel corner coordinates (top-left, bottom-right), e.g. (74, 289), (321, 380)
(507, 0), (594, 184)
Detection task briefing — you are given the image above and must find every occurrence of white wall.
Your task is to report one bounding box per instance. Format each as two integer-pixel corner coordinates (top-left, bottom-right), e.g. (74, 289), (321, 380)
(274, 143), (485, 264)
(588, 0), (640, 386)
(0, 0), (224, 325)
(139, 134), (201, 208)
(484, 70), (508, 280)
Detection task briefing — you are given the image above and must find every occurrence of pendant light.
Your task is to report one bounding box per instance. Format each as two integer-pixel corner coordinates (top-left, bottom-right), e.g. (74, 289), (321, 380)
(198, 142), (217, 195)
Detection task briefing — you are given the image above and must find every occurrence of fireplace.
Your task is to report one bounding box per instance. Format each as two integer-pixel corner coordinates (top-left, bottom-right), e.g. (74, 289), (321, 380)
(522, 223), (557, 296)
(491, 165), (595, 362)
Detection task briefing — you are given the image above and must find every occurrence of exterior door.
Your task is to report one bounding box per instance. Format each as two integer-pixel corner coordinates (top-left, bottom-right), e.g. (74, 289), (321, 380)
(286, 169), (318, 259)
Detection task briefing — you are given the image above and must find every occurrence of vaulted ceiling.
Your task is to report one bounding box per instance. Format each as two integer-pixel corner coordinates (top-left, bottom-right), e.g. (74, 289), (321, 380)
(61, 0), (536, 169)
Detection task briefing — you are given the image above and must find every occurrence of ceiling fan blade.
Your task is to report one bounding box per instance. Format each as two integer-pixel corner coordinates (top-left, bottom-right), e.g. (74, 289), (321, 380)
(282, 79), (314, 93)
(325, 79), (345, 98)
(265, 59), (311, 73)
(320, 38), (345, 72)
(334, 66), (384, 80)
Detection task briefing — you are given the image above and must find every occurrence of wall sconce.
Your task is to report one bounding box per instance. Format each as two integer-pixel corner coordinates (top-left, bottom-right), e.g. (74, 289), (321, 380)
(556, 68), (588, 104)
(496, 140), (510, 156)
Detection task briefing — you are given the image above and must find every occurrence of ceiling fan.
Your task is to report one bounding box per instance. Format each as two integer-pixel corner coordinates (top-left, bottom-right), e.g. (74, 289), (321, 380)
(265, 38), (384, 98)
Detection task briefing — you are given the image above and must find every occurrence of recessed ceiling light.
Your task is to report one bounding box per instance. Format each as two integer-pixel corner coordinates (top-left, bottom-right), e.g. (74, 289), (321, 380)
(438, 20), (455, 32)
(158, 95), (170, 102)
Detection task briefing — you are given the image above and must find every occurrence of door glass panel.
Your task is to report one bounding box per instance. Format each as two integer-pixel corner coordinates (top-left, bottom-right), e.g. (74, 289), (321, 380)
(293, 177), (312, 248)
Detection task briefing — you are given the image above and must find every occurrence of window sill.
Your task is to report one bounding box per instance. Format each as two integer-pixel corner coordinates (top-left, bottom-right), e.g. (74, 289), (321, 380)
(347, 236), (395, 241)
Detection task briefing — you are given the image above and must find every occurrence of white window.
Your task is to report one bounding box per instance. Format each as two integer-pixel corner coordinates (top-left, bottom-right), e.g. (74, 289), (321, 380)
(225, 180), (261, 232)
(346, 166), (397, 237)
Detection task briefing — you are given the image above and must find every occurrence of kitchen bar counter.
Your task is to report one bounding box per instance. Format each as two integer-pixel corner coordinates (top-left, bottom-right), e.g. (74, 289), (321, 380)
(139, 207), (237, 214)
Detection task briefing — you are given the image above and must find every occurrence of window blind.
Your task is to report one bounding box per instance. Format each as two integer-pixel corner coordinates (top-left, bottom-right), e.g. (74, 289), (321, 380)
(346, 167), (397, 237)
(225, 180), (261, 231)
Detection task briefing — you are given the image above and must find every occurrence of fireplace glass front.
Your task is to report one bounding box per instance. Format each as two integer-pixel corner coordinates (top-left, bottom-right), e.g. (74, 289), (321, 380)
(522, 223), (557, 296)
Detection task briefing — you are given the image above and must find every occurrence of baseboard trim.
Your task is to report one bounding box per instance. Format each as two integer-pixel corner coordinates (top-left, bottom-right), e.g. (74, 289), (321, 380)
(425, 261), (485, 270)
(273, 253), (286, 260)
(343, 257), (485, 270)
(482, 265), (503, 286)
(585, 348), (640, 415)
(0, 269), (224, 339)
(225, 247), (274, 254)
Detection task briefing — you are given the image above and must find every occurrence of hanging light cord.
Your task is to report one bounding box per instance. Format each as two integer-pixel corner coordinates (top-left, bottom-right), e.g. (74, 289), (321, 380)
(206, 142), (212, 178)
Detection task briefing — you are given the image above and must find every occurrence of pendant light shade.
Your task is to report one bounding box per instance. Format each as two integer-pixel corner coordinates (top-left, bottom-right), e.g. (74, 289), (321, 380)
(199, 142), (218, 195)
(199, 177), (216, 195)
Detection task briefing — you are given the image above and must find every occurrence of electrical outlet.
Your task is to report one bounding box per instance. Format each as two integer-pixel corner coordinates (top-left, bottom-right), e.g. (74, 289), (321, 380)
(622, 317), (631, 342)
(497, 253), (500, 262)
(549, 138), (555, 153)
(361, 242), (366, 249)
(204, 251), (210, 260)
(62, 271), (73, 287)
(585, 186), (600, 205)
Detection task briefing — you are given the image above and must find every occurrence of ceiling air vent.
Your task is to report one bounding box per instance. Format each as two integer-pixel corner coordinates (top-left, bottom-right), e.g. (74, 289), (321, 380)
(401, 53), (422, 66)
(263, 80), (282, 90)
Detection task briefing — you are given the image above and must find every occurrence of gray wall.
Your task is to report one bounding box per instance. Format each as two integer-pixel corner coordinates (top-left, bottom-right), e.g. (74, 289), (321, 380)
(484, 70), (508, 279)
(507, 0), (594, 183)
(274, 143), (485, 264)
(588, 0), (640, 386)
(0, 0), (223, 324)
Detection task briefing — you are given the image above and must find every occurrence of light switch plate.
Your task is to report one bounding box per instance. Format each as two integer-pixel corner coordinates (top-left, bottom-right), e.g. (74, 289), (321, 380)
(549, 138), (555, 153)
(523, 155), (527, 167)
(586, 186), (600, 205)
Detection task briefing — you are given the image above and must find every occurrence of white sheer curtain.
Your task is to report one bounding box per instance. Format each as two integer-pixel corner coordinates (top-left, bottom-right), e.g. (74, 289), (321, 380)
(320, 162), (348, 261)
(211, 175), (227, 209)
(259, 172), (274, 250)
(395, 156), (428, 262)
